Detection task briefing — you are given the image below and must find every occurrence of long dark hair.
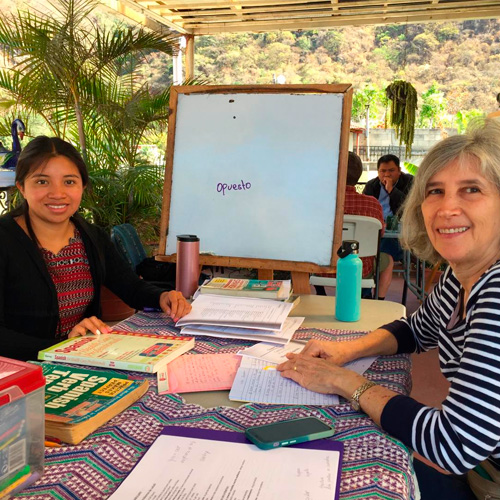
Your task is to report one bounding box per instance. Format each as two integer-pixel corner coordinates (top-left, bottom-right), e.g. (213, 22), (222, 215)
(10, 136), (89, 246)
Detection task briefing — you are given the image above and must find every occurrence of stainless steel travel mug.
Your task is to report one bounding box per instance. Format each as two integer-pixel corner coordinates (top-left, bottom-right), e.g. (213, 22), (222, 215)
(176, 235), (200, 299)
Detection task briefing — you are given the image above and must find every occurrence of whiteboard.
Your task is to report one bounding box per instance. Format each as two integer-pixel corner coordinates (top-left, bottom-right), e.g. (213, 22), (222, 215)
(163, 89), (347, 267)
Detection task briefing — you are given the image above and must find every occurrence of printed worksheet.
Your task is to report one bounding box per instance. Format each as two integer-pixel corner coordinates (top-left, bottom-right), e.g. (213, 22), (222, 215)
(109, 428), (343, 500)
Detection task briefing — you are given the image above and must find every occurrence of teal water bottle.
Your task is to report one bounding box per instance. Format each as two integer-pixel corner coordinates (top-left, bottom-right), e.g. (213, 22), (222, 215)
(335, 240), (362, 322)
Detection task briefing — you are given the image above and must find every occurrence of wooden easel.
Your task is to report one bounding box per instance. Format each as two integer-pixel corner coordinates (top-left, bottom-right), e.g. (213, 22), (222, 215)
(157, 84), (353, 293)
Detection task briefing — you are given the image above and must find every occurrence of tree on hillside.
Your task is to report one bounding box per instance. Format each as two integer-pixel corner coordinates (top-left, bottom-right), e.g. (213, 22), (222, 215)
(418, 83), (447, 128)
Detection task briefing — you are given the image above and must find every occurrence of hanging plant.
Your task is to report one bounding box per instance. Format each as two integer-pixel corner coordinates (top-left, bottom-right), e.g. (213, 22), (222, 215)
(385, 80), (418, 157)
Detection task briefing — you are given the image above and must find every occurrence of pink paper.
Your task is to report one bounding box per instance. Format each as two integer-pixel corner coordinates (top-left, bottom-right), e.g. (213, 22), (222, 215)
(161, 353), (242, 394)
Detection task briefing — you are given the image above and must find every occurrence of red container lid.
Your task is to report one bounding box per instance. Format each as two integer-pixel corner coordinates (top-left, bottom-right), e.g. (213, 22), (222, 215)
(0, 357), (45, 407)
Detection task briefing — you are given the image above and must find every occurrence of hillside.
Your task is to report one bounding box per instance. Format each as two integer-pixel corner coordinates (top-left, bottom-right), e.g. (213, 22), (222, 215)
(1, 0), (499, 127)
(182, 19), (500, 126)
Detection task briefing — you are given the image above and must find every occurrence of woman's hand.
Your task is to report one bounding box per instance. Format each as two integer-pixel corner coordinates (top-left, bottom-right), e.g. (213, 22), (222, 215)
(159, 290), (192, 321)
(277, 353), (365, 398)
(298, 339), (356, 366)
(68, 316), (110, 338)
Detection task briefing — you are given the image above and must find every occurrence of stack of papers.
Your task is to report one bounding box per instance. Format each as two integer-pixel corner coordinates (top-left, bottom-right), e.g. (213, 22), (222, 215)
(176, 295), (304, 345)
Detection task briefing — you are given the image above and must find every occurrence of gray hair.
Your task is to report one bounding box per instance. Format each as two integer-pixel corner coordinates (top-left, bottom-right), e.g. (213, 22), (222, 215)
(400, 118), (500, 264)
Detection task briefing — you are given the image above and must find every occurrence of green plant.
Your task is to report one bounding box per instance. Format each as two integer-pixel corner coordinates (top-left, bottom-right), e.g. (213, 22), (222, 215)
(455, 109), (485, 134)
(0, 0), (180, 240)
(386, 80), (418, 157)
(403, 161), (419, 176)
(418, 83), (447, 128)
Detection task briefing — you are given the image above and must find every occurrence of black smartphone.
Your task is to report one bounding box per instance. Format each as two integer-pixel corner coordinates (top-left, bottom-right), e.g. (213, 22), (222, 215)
(245, 417), (334, 450)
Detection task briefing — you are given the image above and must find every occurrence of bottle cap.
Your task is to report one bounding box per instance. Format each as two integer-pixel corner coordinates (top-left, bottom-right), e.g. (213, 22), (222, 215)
(177, 234), (199, 242)
(337, 240), (359, 258)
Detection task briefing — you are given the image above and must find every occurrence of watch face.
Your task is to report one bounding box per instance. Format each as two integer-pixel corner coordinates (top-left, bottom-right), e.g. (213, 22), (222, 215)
(350, 399), (360, 411)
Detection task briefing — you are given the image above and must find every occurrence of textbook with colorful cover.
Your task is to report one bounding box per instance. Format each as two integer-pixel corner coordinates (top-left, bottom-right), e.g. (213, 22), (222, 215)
(38, 331), (195, 373)
(35, 362), (149, 445)
(200, 278), (291, 300)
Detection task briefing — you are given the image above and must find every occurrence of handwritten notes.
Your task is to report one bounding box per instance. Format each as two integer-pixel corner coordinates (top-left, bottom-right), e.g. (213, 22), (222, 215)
(229, 357), (340, 406)
(159, 353), (242, 394)
(229, 355), (378, 406)
(216, 180), (252, 196)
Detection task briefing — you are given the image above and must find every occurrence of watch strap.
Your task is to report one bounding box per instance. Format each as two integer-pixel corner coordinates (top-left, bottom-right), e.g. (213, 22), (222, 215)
(350, 381), (376, 411)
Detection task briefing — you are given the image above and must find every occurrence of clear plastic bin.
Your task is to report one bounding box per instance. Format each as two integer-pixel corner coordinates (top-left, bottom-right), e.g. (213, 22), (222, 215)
(0, 357), (45, 499)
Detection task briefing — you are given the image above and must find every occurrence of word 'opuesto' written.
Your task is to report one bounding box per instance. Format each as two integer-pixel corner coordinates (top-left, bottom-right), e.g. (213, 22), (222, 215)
(217, 180), (252, 196)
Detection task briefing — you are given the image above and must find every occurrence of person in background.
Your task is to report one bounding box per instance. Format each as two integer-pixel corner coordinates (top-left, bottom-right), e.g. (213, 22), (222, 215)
(279, 118), (500, 500)
(363, 154), (414, 261)
(0, 136), (191, 361)
(314, 151), (394, 300)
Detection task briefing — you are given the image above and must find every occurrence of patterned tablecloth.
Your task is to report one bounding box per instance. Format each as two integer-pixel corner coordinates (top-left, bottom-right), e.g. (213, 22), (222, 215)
(16, 311), (415, 500)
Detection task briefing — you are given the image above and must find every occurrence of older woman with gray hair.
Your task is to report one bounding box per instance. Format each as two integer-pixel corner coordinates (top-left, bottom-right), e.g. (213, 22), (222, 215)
(278, 118), (500, 500)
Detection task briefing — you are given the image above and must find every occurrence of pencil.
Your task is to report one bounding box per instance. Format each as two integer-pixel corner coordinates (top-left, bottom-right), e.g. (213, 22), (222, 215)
(44, 440), (62, 447)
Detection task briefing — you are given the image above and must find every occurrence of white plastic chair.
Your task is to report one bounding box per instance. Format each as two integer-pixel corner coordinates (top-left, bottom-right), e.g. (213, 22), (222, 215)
(309, 214), (383, 298)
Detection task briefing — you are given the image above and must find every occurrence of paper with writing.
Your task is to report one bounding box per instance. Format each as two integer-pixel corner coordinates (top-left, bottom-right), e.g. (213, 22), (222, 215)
(108, 428), (342, 500)
(180, 316), (304, 344)
(229, 357), (340, 405)
(159, 353), (242, 394)
(176, 294), (293, 331)
(238, 343), (377, 374)
(237, 340), (306, 363)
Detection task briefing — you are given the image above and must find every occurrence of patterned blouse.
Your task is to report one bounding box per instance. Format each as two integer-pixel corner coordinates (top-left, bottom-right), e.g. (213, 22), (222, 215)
(41, 228), (94, 339)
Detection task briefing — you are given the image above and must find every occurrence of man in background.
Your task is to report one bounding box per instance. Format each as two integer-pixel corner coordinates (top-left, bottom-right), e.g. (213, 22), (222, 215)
(362, 154), (414, 219)
(314, 152), (393, 300)
(363, 154), (414, 261)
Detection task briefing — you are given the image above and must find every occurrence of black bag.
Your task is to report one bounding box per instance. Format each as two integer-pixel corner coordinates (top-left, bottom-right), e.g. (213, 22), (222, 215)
(136, 257), (176, 283)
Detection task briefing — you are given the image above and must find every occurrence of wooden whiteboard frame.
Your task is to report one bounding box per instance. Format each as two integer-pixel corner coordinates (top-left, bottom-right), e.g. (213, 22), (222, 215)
(158, 84), (353, 274)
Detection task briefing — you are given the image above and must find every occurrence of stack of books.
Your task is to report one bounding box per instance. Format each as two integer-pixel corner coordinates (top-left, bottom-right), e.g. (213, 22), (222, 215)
(37, 331), (196, 442)
(199, 278), (292, 300)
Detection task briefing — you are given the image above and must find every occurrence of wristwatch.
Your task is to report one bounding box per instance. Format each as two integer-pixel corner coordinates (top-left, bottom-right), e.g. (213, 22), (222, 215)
(350, 381), (376, 411)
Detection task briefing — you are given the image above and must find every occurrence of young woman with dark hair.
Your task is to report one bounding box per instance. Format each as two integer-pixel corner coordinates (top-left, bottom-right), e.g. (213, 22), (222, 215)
(1, 136), (191, 361)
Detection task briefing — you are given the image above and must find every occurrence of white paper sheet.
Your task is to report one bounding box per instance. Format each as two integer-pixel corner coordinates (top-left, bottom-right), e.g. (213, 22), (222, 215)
(229, 355), (378, 406)
(181, 316), (304, 344)
(108, 433), (342, 500)
(238, 342), (377, 374)
(229, 357), (340, 405)
(237, 340), (307, 363)
(176, 294), (293, 330)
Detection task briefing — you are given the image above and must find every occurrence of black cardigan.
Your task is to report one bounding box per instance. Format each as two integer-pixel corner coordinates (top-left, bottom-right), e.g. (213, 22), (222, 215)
(362, 172), (414, 216)
(0, 214), (165, 361)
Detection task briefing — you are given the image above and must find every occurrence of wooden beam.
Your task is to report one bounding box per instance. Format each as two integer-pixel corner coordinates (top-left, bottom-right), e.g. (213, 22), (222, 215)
(141, 0), (439, 9)
(186, 7), (500, 34)
(184, 34), (195, 80)
(167, 0), (471, 19)
(103, 0), (192, 33)
(182, 0), (500, 24)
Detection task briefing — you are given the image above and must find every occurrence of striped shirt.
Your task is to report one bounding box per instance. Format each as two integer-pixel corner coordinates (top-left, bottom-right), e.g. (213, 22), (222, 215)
(381, 261), (500, 474)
